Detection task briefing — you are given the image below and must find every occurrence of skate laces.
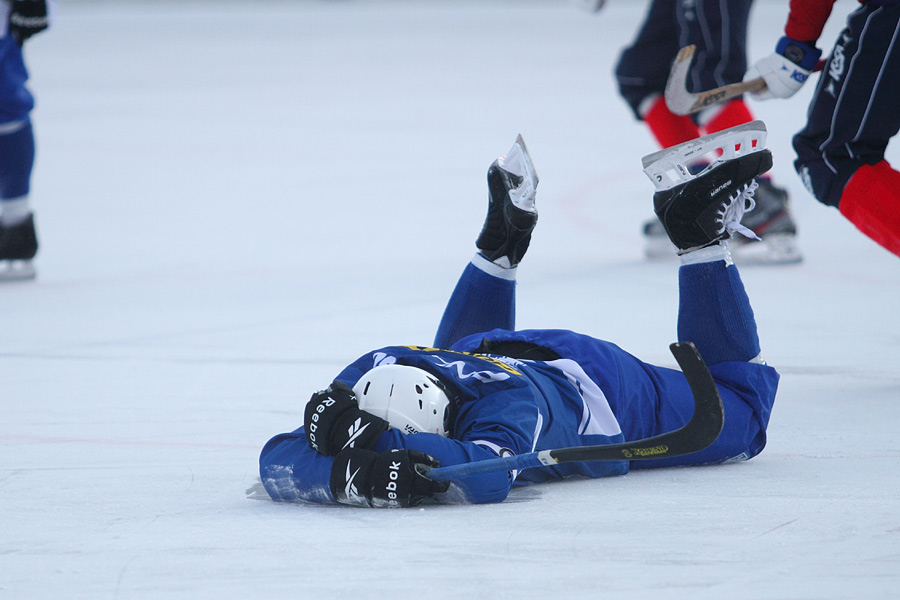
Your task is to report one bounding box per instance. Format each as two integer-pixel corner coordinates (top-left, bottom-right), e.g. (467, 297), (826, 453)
(716, 180), (761, 241)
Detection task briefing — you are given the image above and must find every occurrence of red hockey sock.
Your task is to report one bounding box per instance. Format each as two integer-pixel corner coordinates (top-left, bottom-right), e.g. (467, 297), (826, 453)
(700, 98), (755, 134)
(642, 95), (701, 148)
(839, 161), (900, 258)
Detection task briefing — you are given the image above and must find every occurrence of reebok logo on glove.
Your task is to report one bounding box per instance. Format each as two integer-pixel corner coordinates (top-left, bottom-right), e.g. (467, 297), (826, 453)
(304, 381), (388, 456)
(383, 460), (403, 507)
(343, 459), (364, 504)
(343, 417), (374, 451)
(306, 396), (337, 451)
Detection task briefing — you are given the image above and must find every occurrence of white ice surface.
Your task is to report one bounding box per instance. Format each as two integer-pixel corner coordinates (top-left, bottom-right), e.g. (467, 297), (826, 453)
(3, 1), (898, 598)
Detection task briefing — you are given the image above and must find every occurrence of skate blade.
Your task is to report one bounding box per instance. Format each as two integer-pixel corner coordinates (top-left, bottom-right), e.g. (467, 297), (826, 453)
(641, 120), (769, 192)
(501, 134), (539, 212)
(0, 259), (37, 282)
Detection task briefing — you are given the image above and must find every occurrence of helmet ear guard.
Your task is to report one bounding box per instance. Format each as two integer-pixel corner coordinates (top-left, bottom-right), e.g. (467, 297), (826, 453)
(352, 365), (458, 437)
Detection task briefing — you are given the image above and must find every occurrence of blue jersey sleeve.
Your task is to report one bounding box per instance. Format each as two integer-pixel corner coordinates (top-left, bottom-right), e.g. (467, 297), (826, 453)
(259, 429), (335, 504)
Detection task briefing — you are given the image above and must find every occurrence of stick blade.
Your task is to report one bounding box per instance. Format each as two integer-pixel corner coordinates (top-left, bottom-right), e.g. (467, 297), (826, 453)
(664, 44), (767, 115)
(668, 341), (724, 451)
(664, 45), (698, 115)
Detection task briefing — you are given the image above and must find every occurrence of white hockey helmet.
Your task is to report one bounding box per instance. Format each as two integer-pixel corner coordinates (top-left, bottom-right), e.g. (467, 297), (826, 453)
(352, 365), (455, 437)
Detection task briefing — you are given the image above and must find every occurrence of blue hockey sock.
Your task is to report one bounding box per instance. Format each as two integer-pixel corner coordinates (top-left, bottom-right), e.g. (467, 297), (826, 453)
(433, 256), (516, 349)
(677, 250), (761, 365)
(0, 120), (35, 201)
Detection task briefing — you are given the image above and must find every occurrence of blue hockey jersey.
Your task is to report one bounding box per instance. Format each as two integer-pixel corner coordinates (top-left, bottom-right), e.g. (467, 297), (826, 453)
(259, 328), (779, 505)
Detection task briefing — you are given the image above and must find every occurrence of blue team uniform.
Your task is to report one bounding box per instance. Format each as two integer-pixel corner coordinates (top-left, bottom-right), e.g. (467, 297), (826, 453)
(1, 2), (39, 203)
(260, 257), (780, 505)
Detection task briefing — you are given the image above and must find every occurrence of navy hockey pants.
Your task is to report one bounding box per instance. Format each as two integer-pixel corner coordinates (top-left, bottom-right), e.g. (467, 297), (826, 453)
(615, 0), (753, 119)
(793, 1), (900, 208)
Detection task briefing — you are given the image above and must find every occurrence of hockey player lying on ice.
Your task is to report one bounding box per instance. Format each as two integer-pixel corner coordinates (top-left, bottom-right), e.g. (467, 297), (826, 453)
(260, 125), (780, 508)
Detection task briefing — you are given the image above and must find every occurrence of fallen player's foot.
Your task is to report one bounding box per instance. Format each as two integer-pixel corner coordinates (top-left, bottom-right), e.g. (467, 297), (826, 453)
(642, 121), (777, 256)
(476, 134), (539, 268)
(642, 177), (801, 264)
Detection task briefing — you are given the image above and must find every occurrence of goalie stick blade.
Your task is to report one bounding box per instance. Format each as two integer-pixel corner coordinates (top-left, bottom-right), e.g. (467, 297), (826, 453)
(641, 120), (768, 192)
(664, 45), (767, 115)
(426, 341), (724, 481)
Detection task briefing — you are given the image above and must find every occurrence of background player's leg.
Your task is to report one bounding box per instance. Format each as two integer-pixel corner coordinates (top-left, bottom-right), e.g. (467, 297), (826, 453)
(0, 38), (39, 276)
(793, 3), (900, 258)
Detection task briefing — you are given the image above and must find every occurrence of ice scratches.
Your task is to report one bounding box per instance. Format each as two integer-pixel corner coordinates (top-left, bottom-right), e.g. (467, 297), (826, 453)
(503, 486), (543, 503)
(245, 482), (270, 500)
(255, 466), (338, 505)
(753, 518), (800, 540)
(247, 478), (545, 507)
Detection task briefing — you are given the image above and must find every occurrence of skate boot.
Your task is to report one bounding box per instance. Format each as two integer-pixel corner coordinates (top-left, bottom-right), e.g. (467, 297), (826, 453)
(641, 177), (801, 263)
(0, 213), (38, 281)
(641, 124), (801, 264)
(642, 121), (774, 255)
(476, 134), (539, 268)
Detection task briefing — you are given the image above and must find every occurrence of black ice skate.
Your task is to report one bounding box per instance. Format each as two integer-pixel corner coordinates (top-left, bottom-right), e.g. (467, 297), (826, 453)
(476, 134), (539, 268)
(0, 213), (38, 281)
(641, 121), (778, 256)
(642, 176), (801, 264)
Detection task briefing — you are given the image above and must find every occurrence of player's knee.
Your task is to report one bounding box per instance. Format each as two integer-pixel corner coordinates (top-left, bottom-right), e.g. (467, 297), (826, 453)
(614, 54), (653, 120)
(793, 138), (861, 208)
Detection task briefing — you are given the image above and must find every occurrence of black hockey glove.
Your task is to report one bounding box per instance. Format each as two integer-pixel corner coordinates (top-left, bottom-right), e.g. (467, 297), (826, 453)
(304, 381), (388, 456)
(329, 448), (450, 508)
(8, 0), (49, 46)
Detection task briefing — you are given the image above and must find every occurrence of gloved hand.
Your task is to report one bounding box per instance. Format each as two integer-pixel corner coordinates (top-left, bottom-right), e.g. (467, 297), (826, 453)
(329, 448), (451, 508)
(304, 381), (388, 456)
(746, 36), (822, 100)
(8, 0), (49, 46)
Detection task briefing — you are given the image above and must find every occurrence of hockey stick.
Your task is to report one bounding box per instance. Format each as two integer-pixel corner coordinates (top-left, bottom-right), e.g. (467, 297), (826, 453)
(427, 341), (724, 481)
(665, 45), (766, 115)
(665, 45), (825, 115)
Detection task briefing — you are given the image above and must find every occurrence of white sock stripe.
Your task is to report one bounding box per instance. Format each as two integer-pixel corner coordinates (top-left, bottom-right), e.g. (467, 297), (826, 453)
(0, 197), (32, 226)
(679, 243), (733, 266)
(471, 252), (517, 280)
(0, 120), (28, 136)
